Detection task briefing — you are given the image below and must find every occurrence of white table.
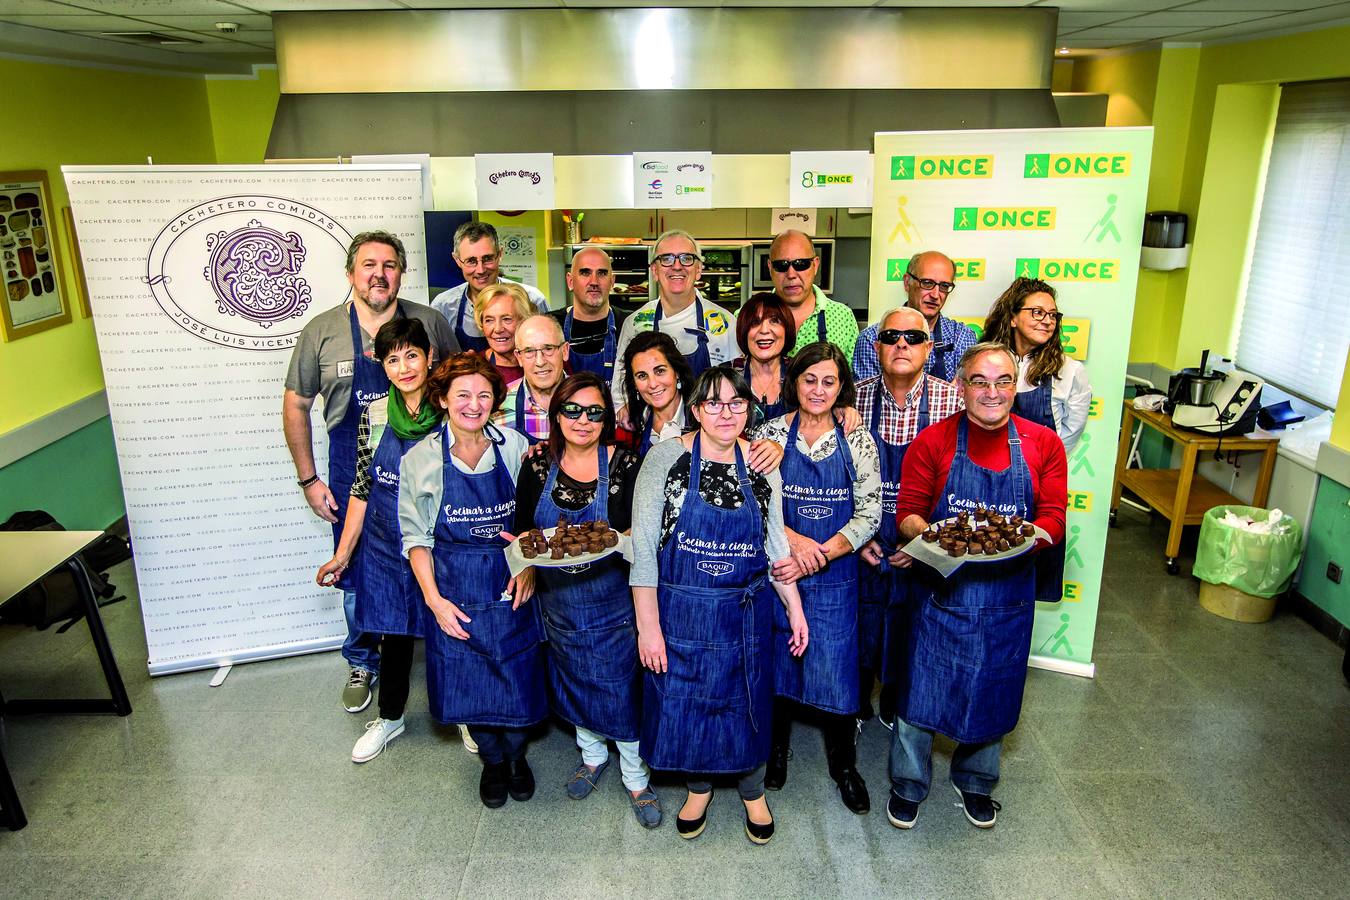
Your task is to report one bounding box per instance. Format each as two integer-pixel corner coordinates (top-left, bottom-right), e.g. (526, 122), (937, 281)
(1, 531), (133, 831)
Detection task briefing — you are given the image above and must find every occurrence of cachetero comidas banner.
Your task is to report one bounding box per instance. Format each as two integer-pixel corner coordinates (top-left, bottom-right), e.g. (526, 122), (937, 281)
(868, 128), (1153, 677)
(64, 164), (427, 676)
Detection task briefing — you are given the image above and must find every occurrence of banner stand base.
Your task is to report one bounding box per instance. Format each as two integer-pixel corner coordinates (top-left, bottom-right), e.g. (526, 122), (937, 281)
(1028, 654), (1096, 679)
(208, 664), (232, 687)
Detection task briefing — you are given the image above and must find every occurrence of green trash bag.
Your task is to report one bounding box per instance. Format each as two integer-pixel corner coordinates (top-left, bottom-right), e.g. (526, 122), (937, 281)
(1192, 505), (1303, 599)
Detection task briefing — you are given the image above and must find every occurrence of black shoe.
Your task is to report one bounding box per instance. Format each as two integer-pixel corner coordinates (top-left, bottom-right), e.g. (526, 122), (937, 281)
(479, 762), (509, 809)
(744, 800), (775, 845)
(676, 790), (712, 840)
(833, 767), (871, 815)
(953, 784), (1000, 828)
(764, 745), (791, 791)
(886, 792), (919, 829)
(507, 757), (535, 801)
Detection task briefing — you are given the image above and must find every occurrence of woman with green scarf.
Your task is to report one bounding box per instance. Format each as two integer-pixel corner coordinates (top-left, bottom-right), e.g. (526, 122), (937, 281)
(318, 317), (443, 764)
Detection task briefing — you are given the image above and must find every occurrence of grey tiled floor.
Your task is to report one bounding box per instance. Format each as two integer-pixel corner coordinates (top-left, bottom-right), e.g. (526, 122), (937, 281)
(2, 505), (1347, 898)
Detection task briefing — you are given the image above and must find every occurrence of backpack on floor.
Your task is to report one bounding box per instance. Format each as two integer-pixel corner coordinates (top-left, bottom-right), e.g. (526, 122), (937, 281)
(0, 510), (125, 632)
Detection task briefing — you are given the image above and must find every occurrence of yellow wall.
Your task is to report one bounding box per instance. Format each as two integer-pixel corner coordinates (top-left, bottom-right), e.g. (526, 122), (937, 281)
(0, 58), (217, 434)
(1106, 26), (1350, 371)
(205, 66), (281, 164)
(1332, 349), (1350, 449)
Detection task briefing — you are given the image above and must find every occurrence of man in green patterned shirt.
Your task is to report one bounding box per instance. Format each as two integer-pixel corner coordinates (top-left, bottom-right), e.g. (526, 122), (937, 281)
(769, 229), (860, 364)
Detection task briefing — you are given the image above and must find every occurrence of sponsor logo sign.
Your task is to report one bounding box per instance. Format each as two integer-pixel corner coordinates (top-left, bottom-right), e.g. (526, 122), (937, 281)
(953, 207), (1057, 231)
(891, 155), (994, 180)
(1024, 153), (1131, 178)
(1015, 257), (1119, 282)
(697, 561), (734, 578)
(798, 505), (834, 521)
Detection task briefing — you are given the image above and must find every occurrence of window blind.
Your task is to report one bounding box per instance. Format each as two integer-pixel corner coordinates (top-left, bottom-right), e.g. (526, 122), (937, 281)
(1235, 79), (1350, 408)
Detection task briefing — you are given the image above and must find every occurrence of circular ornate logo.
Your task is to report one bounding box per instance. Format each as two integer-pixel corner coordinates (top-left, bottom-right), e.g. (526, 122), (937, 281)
(146, 195), (352, 350)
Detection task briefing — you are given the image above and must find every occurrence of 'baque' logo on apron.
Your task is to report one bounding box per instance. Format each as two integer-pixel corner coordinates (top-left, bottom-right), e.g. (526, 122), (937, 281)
(469, 524), (503, 540)
(798, 504), (834, 521)
(697, 561), (734, 578)
(560, 563), (592, 574)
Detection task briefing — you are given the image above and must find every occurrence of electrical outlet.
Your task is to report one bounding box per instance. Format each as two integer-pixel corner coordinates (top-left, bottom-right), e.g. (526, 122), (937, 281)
(1328, 562), (1343, 585)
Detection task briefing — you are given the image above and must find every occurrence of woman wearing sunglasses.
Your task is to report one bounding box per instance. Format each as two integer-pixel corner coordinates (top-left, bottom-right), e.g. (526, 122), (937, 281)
(754, 342), (882, 814)
(732, 291), (797, 424)
(399, 353), (546, 809)
(512, 372), (661, 828)
(982, 278), (1092, 602)
(317, 318), (442, 764)
(631, 365), (809, 845)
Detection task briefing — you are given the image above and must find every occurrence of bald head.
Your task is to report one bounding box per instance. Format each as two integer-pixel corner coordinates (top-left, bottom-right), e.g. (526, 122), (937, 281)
(566, 246), (615, 318)
(767, 229), (820, 308)
(904, 250), (957, 323)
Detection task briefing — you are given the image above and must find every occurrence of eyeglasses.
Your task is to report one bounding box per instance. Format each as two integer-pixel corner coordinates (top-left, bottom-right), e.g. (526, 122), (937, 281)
(559, 402), (606, 422)
(653, 252), (702, 268)
(1019, 307), (1064, 323)
(965, 377), (1017, 392)
(456, 253), (499, 269)
(906, 271), (956, 294)
(769, 257), (816, 273)
(877, 328), (930, 347)
(700, 398), (750, 415)
(519, 344), (563, 360)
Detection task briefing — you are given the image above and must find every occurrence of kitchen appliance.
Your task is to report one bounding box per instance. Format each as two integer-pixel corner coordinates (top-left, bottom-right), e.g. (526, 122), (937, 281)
(1170, 359), (1265, 436)
(1165, 349), (1223, 415)
(696, 243), (751, 311)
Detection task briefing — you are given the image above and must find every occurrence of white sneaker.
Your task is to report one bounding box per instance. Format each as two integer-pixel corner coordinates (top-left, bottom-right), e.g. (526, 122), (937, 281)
(458, 725), (479, 754)
(352, 716), (405, 763)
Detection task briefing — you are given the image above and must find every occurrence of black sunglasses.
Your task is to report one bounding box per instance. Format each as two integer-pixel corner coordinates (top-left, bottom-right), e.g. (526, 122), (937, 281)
(769, 257), (816, 273)
(559, 402), (606, 422)
(877, 328), (930, 347)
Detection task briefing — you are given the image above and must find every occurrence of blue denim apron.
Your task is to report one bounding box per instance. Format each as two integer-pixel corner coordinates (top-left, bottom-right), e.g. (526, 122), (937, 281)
(327, 303), (401, 591)
(512, 381), (546, 446)
(423, 426), (547, 727)
(858, 377), (930, 681)
(353, 420), (425, 636)
(534, 446), (640, 742)
(564, 309), (617, 382)
(653, 297), (712, 378)
(899, 416), (1037, 744)
(640, 437), (773, 774)
(453, 288), (490, 353)
(1014, 382), (1065, 603)
(927, 316), (955, 381)
(773, 415), (859, 714)
(737, 358), (788, 426)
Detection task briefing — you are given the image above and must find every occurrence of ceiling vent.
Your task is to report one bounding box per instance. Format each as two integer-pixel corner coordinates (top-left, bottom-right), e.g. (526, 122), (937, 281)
(98, 31), (201, 46)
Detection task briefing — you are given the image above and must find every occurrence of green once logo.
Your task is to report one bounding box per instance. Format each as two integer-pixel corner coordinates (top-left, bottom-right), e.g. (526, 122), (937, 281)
(891, 156), (915, 180)
(953, 207), (977, 231)
(885, 258), (908, 281)
(1024, 154), (1050, 178)
(1015, 258), (1041, 278)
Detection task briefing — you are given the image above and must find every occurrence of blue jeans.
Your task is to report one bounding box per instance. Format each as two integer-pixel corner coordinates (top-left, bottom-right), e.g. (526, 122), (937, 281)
(341, 589), (381, 672)
(889, 715), (1002, 802)
(469, 726), (529, 765)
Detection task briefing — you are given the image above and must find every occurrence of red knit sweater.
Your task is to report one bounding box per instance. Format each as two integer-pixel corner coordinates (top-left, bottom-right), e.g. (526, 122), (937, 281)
(895, 411), (1068, 544)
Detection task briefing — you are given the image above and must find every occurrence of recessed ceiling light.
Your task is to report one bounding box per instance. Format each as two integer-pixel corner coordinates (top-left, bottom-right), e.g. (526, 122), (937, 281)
(1057, 47), (1071, 55)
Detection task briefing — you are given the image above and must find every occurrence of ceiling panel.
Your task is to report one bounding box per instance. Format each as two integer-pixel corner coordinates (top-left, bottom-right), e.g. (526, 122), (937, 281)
(1057, 12), (1136, 27)
(1177, 0), (1333, 9)
(1031, 0), (1180, 10)
(127, 14), (273, 30)
(2, 0), (85, 11)
(1063, 24), (1212, 37)
(61, 0), (253, 13)
(2, 15), (154, 30)
(226, 0), (404, 9)
(1110, 10), (1276, 25)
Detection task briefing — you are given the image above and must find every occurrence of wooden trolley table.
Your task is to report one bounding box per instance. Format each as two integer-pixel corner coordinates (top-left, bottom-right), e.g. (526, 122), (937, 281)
(1110, 400), (1279, 575)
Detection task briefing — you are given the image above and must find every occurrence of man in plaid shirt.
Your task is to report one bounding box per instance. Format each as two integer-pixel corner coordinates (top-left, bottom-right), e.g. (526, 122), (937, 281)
(853, 251), (976, 383)
(496, 315), (570, 443)
(854, 306), (963, 728)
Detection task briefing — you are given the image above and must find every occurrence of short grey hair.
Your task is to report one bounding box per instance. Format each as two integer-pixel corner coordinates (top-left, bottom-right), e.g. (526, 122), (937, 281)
(957, 342), (1018, 381)
(345, 231), (407, 274)
(653, 228), (702, 260)
(879, 306), (929, 336)
(453, 221), (499, 257)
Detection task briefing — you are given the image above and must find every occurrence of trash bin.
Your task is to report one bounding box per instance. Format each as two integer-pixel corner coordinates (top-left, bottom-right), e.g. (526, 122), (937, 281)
(1192, 505), (1302, 623)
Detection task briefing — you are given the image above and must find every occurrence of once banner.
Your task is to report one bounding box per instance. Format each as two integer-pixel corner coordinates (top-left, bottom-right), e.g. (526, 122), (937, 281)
(63, 164), (427, 676)
(869, 128), (1153, 675)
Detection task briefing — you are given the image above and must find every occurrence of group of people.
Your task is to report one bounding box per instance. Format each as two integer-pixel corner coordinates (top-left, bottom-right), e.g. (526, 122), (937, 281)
(282, 222), (1081, 842)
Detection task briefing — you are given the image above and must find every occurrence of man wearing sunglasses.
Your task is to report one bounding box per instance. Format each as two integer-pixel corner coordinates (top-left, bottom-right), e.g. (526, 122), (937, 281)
(768, 229), (859, 363)
(853, 251), (975, 383)
(432, 221), (548, 353)
(885, 343), (1066, 832)
(495, 315), (571, 444)
(854, 307), (963, 735)
(610, 229), (738, 416)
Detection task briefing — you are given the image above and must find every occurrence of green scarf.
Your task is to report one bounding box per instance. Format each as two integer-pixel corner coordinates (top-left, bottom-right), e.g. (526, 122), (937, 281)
(386, 390), (440, 441)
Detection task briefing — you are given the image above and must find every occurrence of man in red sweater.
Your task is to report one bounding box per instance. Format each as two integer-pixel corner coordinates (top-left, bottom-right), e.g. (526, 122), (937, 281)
(884, 343), (1067, 832)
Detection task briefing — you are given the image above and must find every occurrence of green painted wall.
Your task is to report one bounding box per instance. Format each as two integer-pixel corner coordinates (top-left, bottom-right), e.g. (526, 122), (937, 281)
(1298, 475), (1350, 627)
(0, 418), (125, 530)
(0, 57), (216, 434)
(205, 66), (281, 163)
